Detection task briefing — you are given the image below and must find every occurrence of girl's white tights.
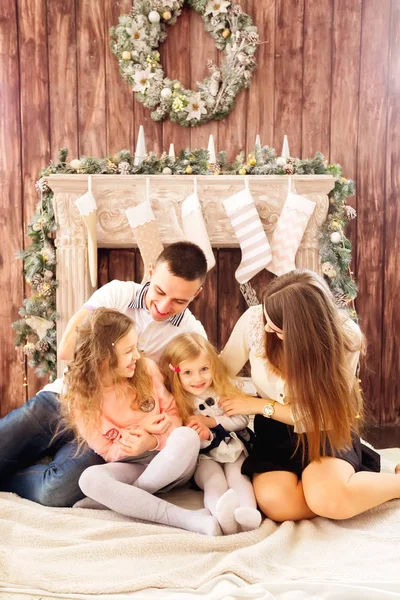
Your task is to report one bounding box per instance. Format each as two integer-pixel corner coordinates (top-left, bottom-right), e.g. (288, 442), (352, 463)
(75, 427), (222, 536)
(194, 453), (262, 535)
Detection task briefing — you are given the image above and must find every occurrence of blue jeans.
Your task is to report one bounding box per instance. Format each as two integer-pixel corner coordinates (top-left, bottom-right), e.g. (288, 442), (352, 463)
(0, 391), (104, 506)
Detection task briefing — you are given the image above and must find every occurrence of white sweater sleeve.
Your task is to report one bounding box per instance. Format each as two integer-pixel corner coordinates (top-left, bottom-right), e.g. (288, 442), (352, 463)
(219, 309), (252, 377)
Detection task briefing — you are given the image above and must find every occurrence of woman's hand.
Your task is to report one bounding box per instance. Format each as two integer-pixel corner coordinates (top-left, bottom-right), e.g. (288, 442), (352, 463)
(187, 419), (212, 441)
(219, 395), (264, 417)
(118, 428), (157, 455)
(144, 412), (172, 435)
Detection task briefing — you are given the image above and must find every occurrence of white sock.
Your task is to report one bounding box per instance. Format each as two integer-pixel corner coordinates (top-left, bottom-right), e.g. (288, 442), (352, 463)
(216, 489), (240, 535)
(234, 506), (262, 532)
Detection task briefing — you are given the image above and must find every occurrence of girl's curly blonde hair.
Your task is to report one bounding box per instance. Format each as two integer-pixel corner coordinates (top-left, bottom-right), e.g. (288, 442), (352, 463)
(60, 308), (153, 446)
(159, 333), (246, 423)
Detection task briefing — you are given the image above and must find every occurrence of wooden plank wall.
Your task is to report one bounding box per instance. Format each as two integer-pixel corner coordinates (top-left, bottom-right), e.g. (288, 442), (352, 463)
(0, 0), (399, 427)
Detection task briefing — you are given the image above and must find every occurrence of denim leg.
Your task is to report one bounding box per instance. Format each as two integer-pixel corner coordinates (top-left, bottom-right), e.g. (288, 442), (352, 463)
(0, 391), (69, 477)
(1, 441), (105, 507)
(0, 390), (105, 506)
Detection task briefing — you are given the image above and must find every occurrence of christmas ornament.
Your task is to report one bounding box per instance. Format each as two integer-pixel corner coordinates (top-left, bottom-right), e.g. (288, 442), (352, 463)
(330, 231), (342, 244)
(148, 10), (161, 23)
(161, 87), (172, 100)
(238, 167), (247, 175)
(185, 165), (193, 174)
(70, 159), (82, 170)
(110, 1), (259, 126)
(276, 156), (286, 167)
(162, 167), (173, 175)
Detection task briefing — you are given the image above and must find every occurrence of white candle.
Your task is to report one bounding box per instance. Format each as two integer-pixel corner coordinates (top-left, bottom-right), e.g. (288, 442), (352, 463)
(281, 135), (290, 159)
(207, 134), (217, 164)
(168, 143), (176, 160)
(255, 134), (262, 151)
(134, 125), (147, 166)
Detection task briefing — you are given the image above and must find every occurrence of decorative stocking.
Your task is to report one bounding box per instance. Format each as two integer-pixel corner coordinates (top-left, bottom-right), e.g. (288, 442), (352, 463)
(75, 175), (97, 288)
(181, 190), (215, 271)
(222, 186), (272, 284)
(125, 200), (164, 280)
(268, 191), (316, 276)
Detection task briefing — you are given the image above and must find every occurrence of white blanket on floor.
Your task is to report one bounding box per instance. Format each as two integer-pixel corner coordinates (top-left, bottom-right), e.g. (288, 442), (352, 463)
(0, 457), (399, 599)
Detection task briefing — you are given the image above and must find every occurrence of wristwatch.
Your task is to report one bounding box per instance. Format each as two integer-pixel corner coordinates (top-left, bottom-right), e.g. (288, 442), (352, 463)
(262, 400), (276, 419)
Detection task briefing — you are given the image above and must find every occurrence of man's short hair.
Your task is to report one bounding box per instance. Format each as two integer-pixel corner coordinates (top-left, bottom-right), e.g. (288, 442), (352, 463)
(156, 242), (208, 283)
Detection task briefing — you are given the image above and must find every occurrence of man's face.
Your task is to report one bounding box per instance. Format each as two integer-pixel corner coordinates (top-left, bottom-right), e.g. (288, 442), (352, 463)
(145, 261), (202, 322)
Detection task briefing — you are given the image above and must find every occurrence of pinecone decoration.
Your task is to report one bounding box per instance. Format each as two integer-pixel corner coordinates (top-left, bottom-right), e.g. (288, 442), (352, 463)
(24, 342), (36, 355)
(210, 162), (221, 175)
(284, 163), (295, 175)
(118, 161), (131, 175)
(38, 282), (53, 297)
(36, 339), (49, 352)
(333, 290), (349, 308)
(344, 205), (357, 220)
(35, 178), (48, 193)
(30, 274), (43, 289)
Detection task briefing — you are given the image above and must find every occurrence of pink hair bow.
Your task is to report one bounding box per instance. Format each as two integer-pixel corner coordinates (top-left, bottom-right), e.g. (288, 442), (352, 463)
(168, 363), (181, 373)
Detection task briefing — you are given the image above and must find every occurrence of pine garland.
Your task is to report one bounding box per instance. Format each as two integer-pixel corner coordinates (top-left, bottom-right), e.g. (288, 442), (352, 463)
(13, 147), (357, 379)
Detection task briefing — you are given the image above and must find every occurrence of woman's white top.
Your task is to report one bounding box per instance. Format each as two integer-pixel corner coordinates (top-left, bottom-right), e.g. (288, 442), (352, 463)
(220, 305), (362, 432)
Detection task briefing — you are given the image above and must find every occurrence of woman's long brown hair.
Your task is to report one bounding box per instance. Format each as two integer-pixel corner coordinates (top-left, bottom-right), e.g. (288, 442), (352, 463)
(159, 333), (247, 423)
(60, 308), (153, 446)
(263, 270), (364, 462)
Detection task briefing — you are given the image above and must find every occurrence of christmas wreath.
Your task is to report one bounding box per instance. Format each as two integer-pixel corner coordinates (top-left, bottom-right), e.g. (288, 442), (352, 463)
(110, 0), (259, 126)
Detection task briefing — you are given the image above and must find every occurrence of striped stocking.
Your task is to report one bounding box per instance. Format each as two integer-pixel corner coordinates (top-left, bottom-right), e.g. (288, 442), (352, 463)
(268, 191), (316, 276)
(223, 188), (272, 284)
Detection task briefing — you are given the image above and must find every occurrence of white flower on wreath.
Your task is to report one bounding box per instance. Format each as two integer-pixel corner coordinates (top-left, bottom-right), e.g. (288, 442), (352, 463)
(204, 0), (231, 17)
(132, 67), (155, 93)
(185, 93), (207, 121)
(126, 21), (146, 42)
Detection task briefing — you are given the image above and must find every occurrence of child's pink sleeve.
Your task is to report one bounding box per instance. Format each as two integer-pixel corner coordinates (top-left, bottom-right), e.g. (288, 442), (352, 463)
(146, 359), (182, 450)
(74, 412), (134, 462)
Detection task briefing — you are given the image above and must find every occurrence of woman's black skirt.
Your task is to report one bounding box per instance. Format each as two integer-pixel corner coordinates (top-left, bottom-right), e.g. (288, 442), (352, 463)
(242, 415), (381, 480)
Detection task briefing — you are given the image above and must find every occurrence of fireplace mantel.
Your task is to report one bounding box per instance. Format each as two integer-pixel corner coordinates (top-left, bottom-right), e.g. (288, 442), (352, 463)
(48, 174), (335, 376)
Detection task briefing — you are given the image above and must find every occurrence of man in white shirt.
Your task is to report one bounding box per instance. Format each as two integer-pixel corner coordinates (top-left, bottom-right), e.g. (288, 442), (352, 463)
(0, 242), (208, 507)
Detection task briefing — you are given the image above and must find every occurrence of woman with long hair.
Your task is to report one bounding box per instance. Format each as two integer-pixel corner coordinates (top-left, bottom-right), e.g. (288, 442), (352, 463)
(219, 270), (400, 522)
(61, 307), (221, 535)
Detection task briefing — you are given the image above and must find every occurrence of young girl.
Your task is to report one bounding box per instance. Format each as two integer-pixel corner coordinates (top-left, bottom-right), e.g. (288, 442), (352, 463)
(61, 308), (222, 536)
(160, 333), (262, 535)
(219, 269), (400, 522)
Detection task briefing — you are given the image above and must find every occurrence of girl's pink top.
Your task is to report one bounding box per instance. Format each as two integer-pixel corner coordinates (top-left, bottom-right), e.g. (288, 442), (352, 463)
(75, 358), (181, 462)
